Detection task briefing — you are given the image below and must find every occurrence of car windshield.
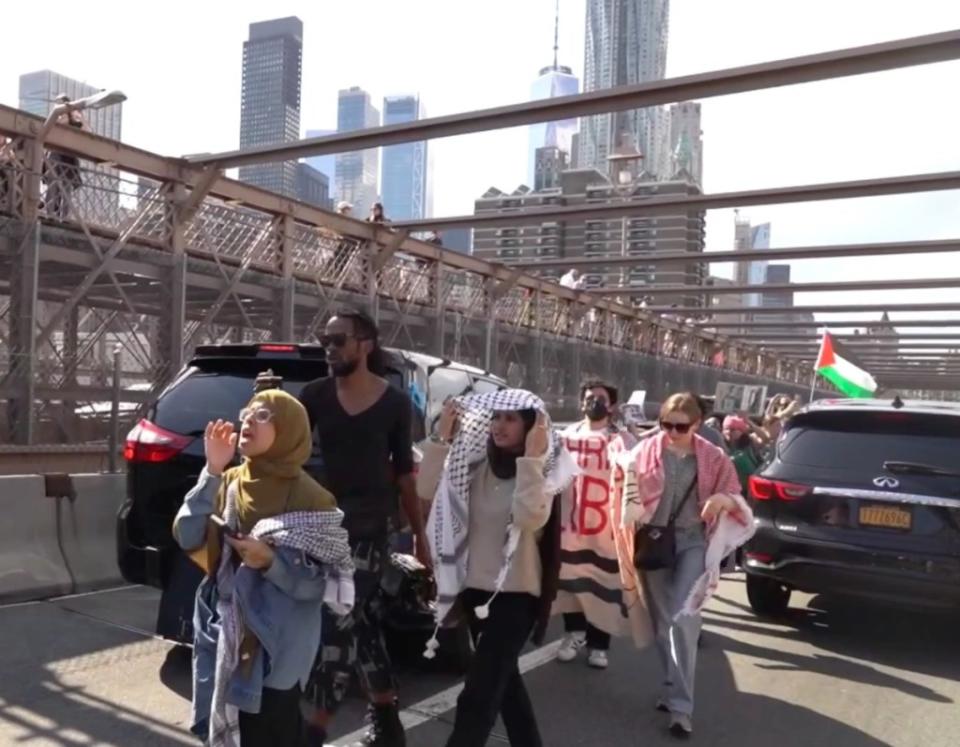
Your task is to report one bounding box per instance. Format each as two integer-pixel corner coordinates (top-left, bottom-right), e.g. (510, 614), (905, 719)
(780, 411), (958, 473)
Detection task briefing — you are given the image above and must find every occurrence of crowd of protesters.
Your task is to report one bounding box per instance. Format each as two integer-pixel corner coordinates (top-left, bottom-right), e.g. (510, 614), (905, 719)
(172, 306), (794, 746)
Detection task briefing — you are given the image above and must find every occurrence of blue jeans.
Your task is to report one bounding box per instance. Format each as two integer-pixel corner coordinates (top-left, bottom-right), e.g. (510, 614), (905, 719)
(642, 526), (707, 717)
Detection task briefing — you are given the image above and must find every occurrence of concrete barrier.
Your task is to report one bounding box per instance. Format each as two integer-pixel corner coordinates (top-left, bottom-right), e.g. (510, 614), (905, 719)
(0, 475), (73, 603)
(60, 473), (127, 593)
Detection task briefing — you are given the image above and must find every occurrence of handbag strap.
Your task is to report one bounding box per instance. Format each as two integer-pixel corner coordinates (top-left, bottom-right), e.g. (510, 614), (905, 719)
(666, 470), (699, 526)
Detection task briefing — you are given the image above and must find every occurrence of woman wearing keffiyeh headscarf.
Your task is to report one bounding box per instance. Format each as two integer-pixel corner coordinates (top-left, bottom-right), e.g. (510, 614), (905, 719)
(173, 389), (354, 747)
(417, 389), (578, 747)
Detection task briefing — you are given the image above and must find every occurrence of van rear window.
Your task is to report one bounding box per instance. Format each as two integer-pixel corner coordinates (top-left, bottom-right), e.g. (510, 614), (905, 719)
(152, 372), (316, 436)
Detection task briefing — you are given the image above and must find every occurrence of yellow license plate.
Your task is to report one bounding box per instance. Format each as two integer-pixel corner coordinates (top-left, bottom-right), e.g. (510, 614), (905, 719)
(859, 505), (912, 530)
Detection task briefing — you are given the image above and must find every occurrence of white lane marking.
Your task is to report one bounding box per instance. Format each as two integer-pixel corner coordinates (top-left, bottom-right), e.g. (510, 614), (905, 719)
(332, 640), (561, 745)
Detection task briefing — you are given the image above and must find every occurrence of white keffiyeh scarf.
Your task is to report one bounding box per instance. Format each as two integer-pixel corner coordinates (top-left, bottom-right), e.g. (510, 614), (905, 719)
(423, 389), (578, 658)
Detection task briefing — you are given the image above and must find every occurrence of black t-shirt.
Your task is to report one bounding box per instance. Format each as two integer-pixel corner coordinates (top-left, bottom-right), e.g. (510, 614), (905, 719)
(299, 377), (414, 540)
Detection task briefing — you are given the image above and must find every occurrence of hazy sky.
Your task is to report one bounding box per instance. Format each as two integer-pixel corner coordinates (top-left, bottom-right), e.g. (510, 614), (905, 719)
(3, 0), (959, 338)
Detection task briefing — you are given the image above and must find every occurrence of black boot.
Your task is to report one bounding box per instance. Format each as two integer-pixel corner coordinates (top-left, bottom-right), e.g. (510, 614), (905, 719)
(350, 701), (406, 746)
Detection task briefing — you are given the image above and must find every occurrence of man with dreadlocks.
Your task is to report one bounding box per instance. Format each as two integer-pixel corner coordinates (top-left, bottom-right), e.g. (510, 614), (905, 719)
(417, 390), (578, 747)
(299, 309), (424, 746)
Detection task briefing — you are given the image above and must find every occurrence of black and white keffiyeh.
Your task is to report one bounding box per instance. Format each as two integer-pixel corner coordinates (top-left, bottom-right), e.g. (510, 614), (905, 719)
(207, 491), (355, 747)
(423, 389), (578, 658)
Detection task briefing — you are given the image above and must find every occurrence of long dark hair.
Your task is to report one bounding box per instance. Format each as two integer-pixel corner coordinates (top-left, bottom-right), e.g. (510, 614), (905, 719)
(487, 409), (538, 479)
(338, 307), (387, 376)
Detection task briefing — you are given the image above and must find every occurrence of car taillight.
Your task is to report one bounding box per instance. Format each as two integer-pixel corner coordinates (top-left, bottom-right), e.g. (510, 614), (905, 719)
(259, 344), (297, 353)
(124, 419), (192, 463)
(749, 476), (810, 502)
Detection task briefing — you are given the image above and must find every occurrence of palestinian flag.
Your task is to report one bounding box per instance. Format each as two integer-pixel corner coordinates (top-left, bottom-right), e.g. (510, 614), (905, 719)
(815, 331), (878, 398)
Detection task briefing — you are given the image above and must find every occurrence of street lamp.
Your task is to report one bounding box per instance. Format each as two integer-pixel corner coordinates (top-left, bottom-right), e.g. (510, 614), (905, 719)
(23, 89), (127, 218)
(38, 89), (127, 141)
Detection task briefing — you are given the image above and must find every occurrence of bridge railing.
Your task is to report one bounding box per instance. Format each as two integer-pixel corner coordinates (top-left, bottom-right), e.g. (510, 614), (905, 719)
(0, 105), (810, 444)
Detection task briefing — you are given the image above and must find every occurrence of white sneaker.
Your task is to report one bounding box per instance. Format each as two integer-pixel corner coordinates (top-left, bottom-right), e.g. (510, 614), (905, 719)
(669, 712), (693, 738)
(556, 633), (586, 662)
(587, 649), (609, 669)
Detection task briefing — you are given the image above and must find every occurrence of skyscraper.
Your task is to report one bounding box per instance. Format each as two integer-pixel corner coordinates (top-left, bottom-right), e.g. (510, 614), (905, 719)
(304, 129), (337, 201)
(238, 17), (303, 198)
(336, 87), (380, 218)
(578, 0), (670, 175)
(734, 215), (770, 308)
(295, 162), (331, 209)
(381, 95), (430, 220)
(667, 102), (703, 185)
(19, 70), (123, 140)
(527, 5), (579, 185)
(473, 169), (705, 307)
(534, 145), (568, 191)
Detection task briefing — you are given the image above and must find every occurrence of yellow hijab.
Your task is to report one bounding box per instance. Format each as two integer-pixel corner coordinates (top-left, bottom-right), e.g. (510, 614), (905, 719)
(217, 389), (335, 533)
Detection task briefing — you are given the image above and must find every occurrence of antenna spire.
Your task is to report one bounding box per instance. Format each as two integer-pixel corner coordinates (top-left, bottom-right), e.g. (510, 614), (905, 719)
(553, 0), (560, 70)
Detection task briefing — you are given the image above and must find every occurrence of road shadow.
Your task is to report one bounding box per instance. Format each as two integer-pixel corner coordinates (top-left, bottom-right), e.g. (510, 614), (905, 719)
(707, 591), (960, 696)
(0, 594), (194, 745)
(406, 629), (898, 746)
(159, 644), (193, 701)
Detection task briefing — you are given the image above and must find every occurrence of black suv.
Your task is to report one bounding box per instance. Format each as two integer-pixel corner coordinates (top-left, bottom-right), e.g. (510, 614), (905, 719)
(117, 342), (504, 644)
(743, 398), (960, 616)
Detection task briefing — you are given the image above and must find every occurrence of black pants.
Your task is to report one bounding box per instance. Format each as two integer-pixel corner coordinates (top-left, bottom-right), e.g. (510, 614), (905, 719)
(445, 589), (541, 747)
(238, 685), (303, 746)
(562, 612), (611, 651)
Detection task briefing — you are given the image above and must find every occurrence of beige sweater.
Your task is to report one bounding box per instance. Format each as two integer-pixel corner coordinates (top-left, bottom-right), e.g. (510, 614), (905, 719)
(417, 441), (551, 596)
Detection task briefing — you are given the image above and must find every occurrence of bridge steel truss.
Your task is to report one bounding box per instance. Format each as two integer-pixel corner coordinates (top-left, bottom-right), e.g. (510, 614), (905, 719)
(4, 29), (960, 444)
(0, 109), (813, 445)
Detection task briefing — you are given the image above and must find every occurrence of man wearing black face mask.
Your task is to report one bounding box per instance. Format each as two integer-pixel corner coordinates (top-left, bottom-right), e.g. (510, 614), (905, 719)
(299, 309), (424, 746)
(555, 381), (632, 669)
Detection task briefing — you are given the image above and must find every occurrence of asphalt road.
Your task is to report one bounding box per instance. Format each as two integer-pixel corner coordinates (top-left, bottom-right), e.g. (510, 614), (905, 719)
(1, 576), (957, 746)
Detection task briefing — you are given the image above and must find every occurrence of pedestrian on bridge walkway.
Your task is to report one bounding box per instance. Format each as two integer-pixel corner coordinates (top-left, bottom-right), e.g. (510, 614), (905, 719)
(614, 392), (754, 738)
(419, 390), (577, 747)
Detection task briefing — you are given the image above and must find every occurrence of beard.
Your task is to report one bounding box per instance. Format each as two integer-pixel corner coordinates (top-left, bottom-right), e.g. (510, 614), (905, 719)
(330, 359), (359, 377)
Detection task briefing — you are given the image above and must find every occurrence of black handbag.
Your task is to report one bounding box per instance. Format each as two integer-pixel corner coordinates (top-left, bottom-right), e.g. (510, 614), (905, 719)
(633, 471), (699, 571)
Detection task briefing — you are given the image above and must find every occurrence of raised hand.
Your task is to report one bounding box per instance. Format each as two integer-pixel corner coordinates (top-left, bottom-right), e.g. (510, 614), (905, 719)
(204, 419), (237, 476)
(525, 412), (550, 458)
(437, 399), (461, 443)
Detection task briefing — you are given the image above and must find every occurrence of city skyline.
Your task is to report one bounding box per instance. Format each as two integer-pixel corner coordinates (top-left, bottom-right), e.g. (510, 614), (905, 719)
(2, 0), (958, 327)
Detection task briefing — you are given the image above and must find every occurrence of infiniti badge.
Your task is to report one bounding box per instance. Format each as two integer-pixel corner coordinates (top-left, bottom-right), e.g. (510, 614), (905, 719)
(873, 476), (900, 489)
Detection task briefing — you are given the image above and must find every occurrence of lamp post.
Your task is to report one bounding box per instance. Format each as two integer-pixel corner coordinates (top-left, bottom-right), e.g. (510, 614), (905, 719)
(12, 89), (127, 444)
(25, 89), (127, 219)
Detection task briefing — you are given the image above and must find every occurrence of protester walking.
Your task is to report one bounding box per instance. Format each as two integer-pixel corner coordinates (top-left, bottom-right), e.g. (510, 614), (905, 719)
(418, 390), (577, 747)
(613, 392), (755, 738)
(555, 380), (632, 669)
(298, 309), (426, 747)
(173, 389), (354, 747)
(722, 414), (763, 492)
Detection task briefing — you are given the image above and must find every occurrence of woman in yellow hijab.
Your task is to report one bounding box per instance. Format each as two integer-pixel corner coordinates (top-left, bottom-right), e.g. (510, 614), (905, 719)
(174, 388), (353, 747)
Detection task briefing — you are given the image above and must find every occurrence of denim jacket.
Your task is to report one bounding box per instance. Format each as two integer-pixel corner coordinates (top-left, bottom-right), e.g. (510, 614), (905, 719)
(173, 470), (327, 735)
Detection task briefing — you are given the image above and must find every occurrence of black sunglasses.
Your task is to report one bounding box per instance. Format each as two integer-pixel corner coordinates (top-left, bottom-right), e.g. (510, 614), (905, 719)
(319, 333), (366, 348)
(660, 420), (693, 434)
